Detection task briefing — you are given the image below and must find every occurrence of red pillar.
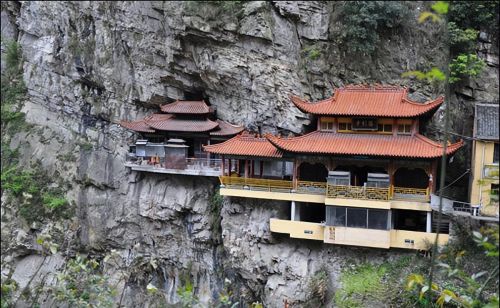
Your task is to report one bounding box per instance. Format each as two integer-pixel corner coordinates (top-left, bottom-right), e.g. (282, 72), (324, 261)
(228, 159), (232, 176)
(260, 161), (264, 178)
(244, 159), (249, 178)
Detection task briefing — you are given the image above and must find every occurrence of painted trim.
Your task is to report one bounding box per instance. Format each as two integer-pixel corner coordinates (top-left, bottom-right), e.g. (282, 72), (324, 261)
(220, 188), (326, 203)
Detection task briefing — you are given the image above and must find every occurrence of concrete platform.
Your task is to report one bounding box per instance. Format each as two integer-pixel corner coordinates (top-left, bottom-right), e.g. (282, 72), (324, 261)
(125, 163), (220, 177)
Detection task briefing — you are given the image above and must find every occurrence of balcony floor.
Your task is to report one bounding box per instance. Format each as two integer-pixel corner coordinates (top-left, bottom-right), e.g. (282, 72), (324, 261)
(125, 162), (220, 177)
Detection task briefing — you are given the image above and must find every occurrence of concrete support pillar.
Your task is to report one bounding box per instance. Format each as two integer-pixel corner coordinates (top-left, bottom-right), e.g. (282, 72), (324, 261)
(291, 201), (300, 221)
(426, 212), (432, 233)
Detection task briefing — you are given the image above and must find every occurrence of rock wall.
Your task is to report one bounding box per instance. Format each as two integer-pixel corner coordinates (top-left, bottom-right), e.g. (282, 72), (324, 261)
(1, 1), (498, 307)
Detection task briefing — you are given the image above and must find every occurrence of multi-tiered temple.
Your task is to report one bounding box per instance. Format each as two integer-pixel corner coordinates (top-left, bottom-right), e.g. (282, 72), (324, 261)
(205, 85), (464, 250)
(121, 100), (243, 176)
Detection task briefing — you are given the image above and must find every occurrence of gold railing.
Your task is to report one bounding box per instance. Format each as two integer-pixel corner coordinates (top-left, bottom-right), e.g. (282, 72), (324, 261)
(220, 176), (430, 202)
(326, 184), (390, 200)
(219, 176), (293, 192)
(296, 181), (327, 195)
(392, 186), (430, 201)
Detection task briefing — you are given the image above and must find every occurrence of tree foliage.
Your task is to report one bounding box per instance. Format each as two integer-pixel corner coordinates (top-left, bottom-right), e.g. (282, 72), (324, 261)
(406, 227), (499, 307)
(448, 1), (499, 35)
(47, 256), (116, 308)
(449, 54), (487, 84)
(338, 1), (409, 54)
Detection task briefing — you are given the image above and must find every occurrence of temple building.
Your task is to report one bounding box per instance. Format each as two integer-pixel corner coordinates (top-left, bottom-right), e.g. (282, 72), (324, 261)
(120, 100), (243, 176)
(469, 103), (499, 217)
(204, 85), (464, 250)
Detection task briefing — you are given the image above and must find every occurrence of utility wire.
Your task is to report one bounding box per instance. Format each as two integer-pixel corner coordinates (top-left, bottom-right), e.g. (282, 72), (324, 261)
(435, 168), (470, 194)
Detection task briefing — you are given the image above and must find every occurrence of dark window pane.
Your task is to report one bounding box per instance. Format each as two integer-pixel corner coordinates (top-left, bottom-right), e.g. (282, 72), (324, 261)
(326, 206), (346, 226)
(384, 124), (392, 132)
(334, 207), (346, 226)
(368, 209), (388, 230)
(494, 143), (499, 163)
(347, 208), (367, 228)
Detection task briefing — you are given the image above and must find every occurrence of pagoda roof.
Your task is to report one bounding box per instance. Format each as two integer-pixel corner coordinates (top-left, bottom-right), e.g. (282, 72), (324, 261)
(119, 114), (173, 133)
(265, 131), (463, 159)
(145, 116), (219, 132)
(203, 132), (283, 158)
(160, 100), (211, 114)
(210, 120), (245, 136)
(291, 85), (444, 118)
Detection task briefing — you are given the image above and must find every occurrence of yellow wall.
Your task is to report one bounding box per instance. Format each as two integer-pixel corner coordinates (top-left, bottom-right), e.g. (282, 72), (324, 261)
(220, 188), (326, 203)
(390, 230), (449, 250)
(470, 141), (499, 216)
(270, 219), (449, 250)
(269, 219), (324, 241)
(323, 226), (391, 248)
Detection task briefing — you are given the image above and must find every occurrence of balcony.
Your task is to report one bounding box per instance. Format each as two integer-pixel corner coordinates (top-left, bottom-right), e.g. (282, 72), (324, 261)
(125, 155), (224, 177)
(219, 176), (430, 207)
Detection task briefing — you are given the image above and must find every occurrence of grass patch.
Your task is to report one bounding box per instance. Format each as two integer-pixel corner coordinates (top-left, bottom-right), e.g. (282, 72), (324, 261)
(335, 263), (387, 307)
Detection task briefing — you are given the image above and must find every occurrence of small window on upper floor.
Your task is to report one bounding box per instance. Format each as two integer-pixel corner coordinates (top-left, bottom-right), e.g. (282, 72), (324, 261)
(397, 124), (412, 135)
(494, 143), (499, 163)
(338, 122), (352, 132)
(320, 120), (334, 131)
(377, 124), (393, 133)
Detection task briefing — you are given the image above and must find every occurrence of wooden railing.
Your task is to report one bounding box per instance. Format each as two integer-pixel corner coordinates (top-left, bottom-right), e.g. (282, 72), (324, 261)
(219, 176), (293, 192)
(296, 181), (327, 195)
(391, 187), (429, 201)
(326, 184), (390, 200)
(219, 177), (430, 201)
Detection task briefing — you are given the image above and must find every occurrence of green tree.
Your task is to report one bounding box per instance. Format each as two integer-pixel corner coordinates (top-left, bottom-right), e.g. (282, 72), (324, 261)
(338, 1), (409, 55)
(47, 256), (116, 308)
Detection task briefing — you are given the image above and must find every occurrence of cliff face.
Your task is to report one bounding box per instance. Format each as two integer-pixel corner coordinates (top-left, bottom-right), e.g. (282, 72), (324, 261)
(1, 1), (498, 307)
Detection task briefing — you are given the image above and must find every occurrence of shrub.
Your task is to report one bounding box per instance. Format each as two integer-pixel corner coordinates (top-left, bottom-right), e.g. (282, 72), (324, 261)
(448, 1), (499, 34)
(449, 53), (486, 83)
(47, 256), (116, 308)
(307, 268), (329, 305)
(338, 1), (410, 54)
(448, 22), (478, 53)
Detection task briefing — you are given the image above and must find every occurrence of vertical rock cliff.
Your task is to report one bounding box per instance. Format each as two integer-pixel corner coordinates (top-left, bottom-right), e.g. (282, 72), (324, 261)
(1, 1), (498, 306)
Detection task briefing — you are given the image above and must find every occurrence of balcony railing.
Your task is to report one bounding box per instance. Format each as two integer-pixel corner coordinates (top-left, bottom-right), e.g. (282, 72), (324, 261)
(219, 176), (430, 202)
(126, 154), (227, 172)
(326, 184), (390, 200)
(220, 176), (293, 192)
(391, 187), (430, 202)
(296, 181), (327, 195)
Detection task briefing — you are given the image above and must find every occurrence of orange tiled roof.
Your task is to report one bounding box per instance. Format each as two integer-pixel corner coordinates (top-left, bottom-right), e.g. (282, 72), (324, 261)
(203, 132), (283, 157)
(291, 85), (444, 117)
(210, 120), (245, 136)
(119, 119), (155, 133)
(145, 117), (219, 132)
(119, 114), (173, 133)
(160, 100), (211, 114)
(265, 131), (463, 158)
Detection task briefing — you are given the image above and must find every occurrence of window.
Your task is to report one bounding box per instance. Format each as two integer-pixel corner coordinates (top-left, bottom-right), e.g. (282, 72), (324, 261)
(327, 206), (390, 230)
(346, 208), (367, 228)
(368, 209), (388, 230)
(326, 206), (347, 226)
(398, 124), (412, 134)
(338, 122), (352, 131)
(377, 124), (393, 133)
(320, 121), (334, 131)
(352, 117), (378, 130)
(491, 184), (499, 202)
(494, 143), (499, 163)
